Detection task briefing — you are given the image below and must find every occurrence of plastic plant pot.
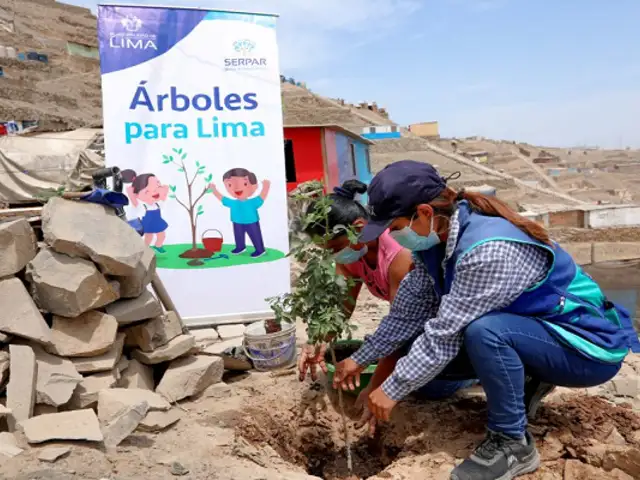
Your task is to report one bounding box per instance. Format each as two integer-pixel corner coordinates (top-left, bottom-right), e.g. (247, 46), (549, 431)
(325, 339), (377, 397)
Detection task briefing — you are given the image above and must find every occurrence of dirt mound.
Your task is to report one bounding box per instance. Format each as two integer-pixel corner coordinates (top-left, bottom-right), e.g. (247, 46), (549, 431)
(236, 381), (640, 480)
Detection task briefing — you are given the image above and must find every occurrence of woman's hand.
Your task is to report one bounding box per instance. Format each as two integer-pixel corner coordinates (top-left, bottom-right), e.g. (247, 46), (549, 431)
(332, 358), (365, 391)
(368, 387), (398, 422)
(298, 343), (328, 382)
(355, 386), (377, 435)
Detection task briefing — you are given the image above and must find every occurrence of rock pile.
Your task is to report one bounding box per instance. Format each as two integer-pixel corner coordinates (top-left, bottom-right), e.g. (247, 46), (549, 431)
(0, 198), (225, 452)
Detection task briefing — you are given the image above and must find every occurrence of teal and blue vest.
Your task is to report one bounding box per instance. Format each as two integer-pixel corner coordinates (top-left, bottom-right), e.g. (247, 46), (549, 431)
(419, 201), (633, 364)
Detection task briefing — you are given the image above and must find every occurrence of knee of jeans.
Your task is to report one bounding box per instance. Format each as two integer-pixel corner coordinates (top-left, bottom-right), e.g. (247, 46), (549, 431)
(464, 313), (505, 349)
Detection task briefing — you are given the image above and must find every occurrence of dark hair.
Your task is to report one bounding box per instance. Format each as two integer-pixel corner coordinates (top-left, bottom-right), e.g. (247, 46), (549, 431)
(428, 187), (552, 246)
(121, 169), (155, 194)
(223, 168), (257, 185)
(304, 179), (369, 238)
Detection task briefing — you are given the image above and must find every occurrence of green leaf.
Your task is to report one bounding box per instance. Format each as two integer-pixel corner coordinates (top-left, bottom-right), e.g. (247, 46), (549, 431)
(169, 194), (176, 199)
(197, 210), (204, 216)
(195, 161), (200, 167)
(162, 159), (171, 164)
(182, 153), (188, 160)
(169, 156), (174, 161)
(169, 185), (177, 192)
(205, 174), (213, 183)
(177, 168), (184, 173)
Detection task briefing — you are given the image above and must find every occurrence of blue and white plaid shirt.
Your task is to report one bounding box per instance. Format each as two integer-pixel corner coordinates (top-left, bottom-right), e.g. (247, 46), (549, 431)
(351, 210), (551, 401)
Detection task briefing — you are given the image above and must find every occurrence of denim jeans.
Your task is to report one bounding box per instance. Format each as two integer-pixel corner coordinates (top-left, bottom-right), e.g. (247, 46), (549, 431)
(411, 312), (622, 437)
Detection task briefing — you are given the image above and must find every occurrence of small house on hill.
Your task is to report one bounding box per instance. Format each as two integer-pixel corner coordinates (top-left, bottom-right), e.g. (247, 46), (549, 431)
(361, 125), (401, 140)
(283, 125), (374, 201)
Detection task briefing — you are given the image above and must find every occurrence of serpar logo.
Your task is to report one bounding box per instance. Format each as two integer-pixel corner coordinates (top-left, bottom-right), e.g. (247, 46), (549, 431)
(109, 12), (157, 51)
(120, 14), (142, 33)
(233, 39), (255, 56)
(225, 38), (267, 70)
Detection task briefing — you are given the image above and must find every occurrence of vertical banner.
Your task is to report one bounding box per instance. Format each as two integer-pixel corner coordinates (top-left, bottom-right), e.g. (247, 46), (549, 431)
(97, 5), (290, 325)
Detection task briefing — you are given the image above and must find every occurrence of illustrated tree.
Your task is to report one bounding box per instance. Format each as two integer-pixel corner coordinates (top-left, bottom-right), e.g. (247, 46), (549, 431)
(162, 148), (213, 259)
(268, 180), (358, 473)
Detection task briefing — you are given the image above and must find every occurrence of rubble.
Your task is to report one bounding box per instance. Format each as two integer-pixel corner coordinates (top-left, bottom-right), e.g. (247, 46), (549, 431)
(69, 370), (118, 409)
(0, 218), (38, 278)
(97, 388), (170, 424)
(6, 344), (37, 431)
(131, 334), (196, 365)
(0, 277), (52, 346)
(71, 333), (125, 373)
(0, 432), (23, 459)
(42, 197), (145, 276)
(32, 345), (82, 407)
(106, 290), (163, 326)
(138, 409), (182, 432)
(114, 246), (156, 298)
(47, 311), (118, 357)
(118, 358), (154, 390)
(37, 446), (71, 463)
(156, 355), (224, 402)
(27, 248), (119, 317)
(20, 409), (104, 444)
(124, 311), (182, 352)
(102, 400), (149, 448)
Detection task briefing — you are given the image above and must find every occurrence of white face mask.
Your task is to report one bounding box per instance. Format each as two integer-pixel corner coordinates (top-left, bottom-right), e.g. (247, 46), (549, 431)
(389, 214), (441, 251)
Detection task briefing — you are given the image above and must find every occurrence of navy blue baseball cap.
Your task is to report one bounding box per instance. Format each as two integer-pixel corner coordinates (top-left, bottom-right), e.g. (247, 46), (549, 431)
(360, 160), (452, 243)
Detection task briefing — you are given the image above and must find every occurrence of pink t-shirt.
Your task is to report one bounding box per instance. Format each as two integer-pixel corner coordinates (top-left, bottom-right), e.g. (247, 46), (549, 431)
(342, 229), (404, 301)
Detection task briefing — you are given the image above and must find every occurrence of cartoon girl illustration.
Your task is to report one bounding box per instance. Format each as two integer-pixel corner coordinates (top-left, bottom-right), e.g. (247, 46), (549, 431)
(122, 169), (169, 253)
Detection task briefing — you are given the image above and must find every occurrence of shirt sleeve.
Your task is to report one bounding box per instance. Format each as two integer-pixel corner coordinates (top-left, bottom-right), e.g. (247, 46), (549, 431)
(221, 197), (233, 207)
(381, 241), (551, 401)
(250, 196), (265, 209)
(351, 256), (440, 366)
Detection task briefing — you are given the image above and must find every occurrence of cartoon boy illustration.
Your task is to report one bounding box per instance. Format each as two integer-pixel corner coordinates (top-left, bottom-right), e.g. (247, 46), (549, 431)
(122, 169), (169, 253)
(209, 168), (270, 258)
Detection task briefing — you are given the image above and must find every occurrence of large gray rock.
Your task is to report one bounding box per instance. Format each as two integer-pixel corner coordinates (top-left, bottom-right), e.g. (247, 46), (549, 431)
(0, 218), (38, 277)
(156, 355), (223, 402)
(71, 333), (125, 373)
(106, 290), (163, 326)
(27, 249), (119, 317)
(0, 277), (52, 346)
(42, 197), (145, 276)
(97, 388), (170, 424)
(124, 311), (182, 352)
(114, 247), (156, 298)
(47, 311), (118, 357)
(131, 334), (195, 365)
(6, 345), (37, 431)
(19, 409), (103, 444)
(32, 346), (82, 407)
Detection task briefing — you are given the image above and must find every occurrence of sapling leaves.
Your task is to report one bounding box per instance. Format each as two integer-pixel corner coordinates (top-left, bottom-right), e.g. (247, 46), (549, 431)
(267, 180), (358, 345)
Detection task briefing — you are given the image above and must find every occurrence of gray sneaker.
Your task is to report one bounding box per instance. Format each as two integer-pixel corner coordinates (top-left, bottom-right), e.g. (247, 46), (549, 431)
(450, 430), (540, 480)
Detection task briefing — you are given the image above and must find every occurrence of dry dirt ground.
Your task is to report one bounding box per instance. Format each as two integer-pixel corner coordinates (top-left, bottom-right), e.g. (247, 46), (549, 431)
(1, 291), (639, 480)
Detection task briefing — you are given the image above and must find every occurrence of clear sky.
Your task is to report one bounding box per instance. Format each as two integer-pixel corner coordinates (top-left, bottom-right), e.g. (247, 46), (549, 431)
(65, 0), (640, 148)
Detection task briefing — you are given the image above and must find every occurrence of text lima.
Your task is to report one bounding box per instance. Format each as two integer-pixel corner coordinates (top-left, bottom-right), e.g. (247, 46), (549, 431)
(125, 117), (265, 144)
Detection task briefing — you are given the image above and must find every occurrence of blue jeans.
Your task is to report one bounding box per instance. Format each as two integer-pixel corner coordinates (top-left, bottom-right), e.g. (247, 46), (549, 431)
(436, 312), (621, 437)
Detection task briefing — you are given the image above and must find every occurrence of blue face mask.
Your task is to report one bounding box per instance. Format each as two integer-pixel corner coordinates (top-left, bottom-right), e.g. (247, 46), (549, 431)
(334, 244), (368, 264)
(390, 214), (441, 251)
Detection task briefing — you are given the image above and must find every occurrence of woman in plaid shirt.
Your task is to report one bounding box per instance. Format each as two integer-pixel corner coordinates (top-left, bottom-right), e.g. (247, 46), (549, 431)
(332, 160), (635, 480)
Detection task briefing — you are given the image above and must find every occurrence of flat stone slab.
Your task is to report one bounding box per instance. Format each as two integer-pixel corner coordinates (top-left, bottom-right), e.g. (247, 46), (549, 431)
(138, 409), (182, 432)
(37, 446), (71, 463)
(69, 370), (118, 409)
(97, 388), (170, 424)
(47, 311), (118, 357)
(114, 246), (156, 298)
(216, 324), (246, 339)
(0, 432), (23, 458)
(6, 344), (37, 431)
(156, 355), (223, 402)
(125, 311), (182, 352)
(0, 277), (52, 346)
(71, 333), (125, 374)
(42, 197), (145, 276)
(106, 290), (163, 326)
(20, 409), (104, 444)
(118, 358), (154, 390)
(102, 401), (149, 448)
(33, 345), (82, 407)
(190, 328), (220, 349)
(131, 334), (195, 365)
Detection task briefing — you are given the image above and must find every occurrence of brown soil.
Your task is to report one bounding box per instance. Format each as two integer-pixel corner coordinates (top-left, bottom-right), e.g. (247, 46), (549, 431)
(179, 247), (213, 259)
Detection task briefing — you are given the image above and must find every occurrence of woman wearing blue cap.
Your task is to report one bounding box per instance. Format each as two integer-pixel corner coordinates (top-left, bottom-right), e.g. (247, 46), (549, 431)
(331, 160), (635, 480)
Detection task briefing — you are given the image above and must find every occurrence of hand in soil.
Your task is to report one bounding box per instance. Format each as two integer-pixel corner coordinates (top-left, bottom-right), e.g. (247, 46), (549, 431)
(298, 343), (328, 381)
(355, 387), (377, 436)
(333, 358), (364, 391)
(368, 387), (397, 422)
